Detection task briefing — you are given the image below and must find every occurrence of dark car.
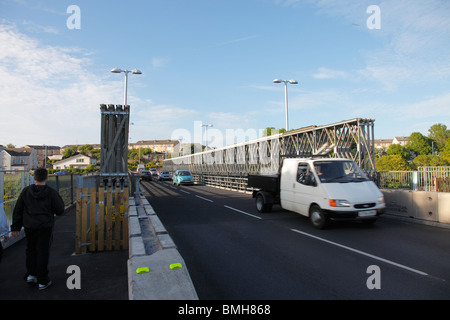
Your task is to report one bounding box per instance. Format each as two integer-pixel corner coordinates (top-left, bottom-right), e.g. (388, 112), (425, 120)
(140, 170), (152, 181)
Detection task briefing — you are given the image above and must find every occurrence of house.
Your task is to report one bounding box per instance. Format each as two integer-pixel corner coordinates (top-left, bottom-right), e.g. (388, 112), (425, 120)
(374, 139), (393, 150)
(392, 136), (409, 146)
(52, 154), (97, 170)
(374, 136), (410, 151)
(0, 148), (38, 171)
(129, 140), (180, 154)
(24, 145), (60, 168)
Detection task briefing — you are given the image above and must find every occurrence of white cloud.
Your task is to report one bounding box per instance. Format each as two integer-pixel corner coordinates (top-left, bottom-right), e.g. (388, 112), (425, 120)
(283, 0), (450, 90)
(22, 20), (59, 34)
(313, 67), (349, 80)
(0, 24), (122, 146)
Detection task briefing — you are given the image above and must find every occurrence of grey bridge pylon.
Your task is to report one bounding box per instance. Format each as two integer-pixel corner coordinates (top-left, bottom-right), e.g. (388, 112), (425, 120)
(163, 118), (376, 177)
(99, 104), (130, 187)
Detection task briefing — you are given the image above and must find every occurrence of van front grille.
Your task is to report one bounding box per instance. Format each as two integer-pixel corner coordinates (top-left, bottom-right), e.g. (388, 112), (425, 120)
(354, 203), (376, 209)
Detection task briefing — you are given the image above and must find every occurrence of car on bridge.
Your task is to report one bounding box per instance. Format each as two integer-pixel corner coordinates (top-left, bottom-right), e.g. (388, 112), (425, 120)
(173, 170), (194, 185)
(158, 171), (172, 181)
(150, 168), (158, 177)
(139, 170), (152, 181)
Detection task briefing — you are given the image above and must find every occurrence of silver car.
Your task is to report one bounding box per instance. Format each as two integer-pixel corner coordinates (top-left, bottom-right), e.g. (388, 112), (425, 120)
(158, 171), (172, 181)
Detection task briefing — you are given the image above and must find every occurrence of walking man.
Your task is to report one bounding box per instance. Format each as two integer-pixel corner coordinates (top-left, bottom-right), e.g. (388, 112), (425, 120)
(11, 168), (65, 290)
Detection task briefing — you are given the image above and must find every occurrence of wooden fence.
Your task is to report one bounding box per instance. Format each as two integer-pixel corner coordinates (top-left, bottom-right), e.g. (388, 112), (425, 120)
(75, 186), (129, 254)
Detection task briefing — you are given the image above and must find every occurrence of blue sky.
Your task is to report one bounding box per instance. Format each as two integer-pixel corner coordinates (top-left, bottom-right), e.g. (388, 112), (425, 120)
(1, 0), (449, 148)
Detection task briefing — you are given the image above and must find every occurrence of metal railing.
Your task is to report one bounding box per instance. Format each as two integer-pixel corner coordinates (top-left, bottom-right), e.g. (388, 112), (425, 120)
(377, 167), (450, 191)
(0, 170), (98, 230)
(194, 174), (251, 192)
(191, 167), (450, 193)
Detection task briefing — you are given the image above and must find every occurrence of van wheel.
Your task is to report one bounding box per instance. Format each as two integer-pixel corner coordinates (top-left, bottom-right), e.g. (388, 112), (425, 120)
(256, 194), (272, 213)
(310, 205), (327, 229)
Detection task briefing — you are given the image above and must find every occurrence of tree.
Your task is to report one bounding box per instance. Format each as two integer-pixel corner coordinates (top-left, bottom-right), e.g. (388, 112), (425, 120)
(375, 155), (411, 171)
(63, 146), (77, 159)
(412, 154), (449, 168)
(262, 127), (285, 137)
(428, 123), (450, 152)
(386, 143), (409, 160)
(79, 144), (93, 155)
(406, 132), (432, 156)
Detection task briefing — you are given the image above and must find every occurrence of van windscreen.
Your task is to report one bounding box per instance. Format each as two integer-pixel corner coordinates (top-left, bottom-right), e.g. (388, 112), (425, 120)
(313, 160), (369, 183)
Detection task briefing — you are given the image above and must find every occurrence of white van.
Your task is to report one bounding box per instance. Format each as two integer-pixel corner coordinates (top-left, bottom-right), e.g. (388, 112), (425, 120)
(249, 158), (385, 228)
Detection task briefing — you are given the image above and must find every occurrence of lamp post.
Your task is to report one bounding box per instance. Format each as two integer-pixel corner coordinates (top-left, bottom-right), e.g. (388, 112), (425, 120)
(111, 68), (142, 106)
(201, 124), (213, 151)
(273, 78), (298, 131)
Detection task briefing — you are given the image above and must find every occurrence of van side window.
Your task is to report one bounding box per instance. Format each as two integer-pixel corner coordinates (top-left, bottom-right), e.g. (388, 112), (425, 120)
(297, 163), (316, 186)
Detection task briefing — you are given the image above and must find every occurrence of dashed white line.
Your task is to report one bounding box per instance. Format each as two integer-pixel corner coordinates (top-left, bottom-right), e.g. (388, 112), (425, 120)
(290, 228), (429, 277)
(195, 195), (213, 202)
(224, 205), (262, 220)
(179, 189), (191, 194)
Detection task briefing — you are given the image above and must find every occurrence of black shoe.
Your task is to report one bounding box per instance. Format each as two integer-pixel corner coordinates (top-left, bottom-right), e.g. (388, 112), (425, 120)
(38, 280), (52, 290)
(26, 275), (37, 285)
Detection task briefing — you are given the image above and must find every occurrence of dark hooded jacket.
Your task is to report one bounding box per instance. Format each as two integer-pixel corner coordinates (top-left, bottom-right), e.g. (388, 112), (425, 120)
(11, 184), (65, 231)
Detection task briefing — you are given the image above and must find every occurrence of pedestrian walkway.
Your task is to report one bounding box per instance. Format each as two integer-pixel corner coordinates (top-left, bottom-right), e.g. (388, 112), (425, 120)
(0, 205), (129, 300)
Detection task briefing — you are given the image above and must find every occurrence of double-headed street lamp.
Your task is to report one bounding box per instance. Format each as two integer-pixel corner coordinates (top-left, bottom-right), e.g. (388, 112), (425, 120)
(273, 78), (298, 132)
(111, 67), (142, 106)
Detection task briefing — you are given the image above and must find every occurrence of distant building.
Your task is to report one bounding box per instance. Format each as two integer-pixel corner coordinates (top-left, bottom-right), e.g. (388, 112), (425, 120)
(129, 140), (180, 154)
(392, 136), (409, 147)
(374, 137), (409, 150)
(0, 148), (37, 171)
(374, 139), (393, 150)
(52, 154), (97, 170)
(24, 145), (60, 168)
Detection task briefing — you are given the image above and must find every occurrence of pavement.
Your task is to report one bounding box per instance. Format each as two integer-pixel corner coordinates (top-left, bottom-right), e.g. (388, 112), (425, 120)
(0, 205), (129, 300)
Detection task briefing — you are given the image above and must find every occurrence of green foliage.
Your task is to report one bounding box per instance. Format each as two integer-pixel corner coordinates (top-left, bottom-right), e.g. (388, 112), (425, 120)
(386, 144), (409, 160)
(412, 155), (449, 168)
(262, 127), (286, 137)
(376, 155), (411, 171)
(375, 123), (450, 171)
(406, 132), (432, 156)
(428, 123), (450, 151)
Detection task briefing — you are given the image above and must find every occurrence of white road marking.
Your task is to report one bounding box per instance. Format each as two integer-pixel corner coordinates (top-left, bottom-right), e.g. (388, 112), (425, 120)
(195, 195), (213, 202)
(224, 205), (262, 220)
(290, 228), (429, 277)
(179, 189), (191, 194)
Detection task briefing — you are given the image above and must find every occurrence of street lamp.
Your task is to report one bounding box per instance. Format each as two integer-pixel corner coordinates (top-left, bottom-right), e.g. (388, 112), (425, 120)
(201, 124), (213, 151)
(111, 68), (142, 106)
(273, 78), (298, 131)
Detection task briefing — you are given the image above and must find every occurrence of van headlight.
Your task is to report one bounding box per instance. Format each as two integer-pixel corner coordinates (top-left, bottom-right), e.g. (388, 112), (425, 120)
(377, 196), (385, 205)
(329, 199), (351, 207)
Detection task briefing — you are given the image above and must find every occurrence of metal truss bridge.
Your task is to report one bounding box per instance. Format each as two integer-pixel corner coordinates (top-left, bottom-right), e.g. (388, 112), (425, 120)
(163, 118), (376, 184)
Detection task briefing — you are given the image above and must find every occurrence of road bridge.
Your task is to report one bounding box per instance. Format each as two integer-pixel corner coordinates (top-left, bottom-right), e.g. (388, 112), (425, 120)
(164, 118), (376, 180)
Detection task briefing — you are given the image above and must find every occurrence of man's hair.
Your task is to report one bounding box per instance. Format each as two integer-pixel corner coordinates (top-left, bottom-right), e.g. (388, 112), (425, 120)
(34, 168), (48, 182)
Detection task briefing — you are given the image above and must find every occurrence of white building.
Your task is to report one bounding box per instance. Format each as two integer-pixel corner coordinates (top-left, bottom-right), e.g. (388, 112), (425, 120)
(52, 154), (97, 170)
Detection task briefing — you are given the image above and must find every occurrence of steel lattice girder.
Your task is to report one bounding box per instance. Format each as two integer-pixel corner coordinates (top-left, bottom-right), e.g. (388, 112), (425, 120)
(164, 118), (375, 176)
(99, 104), (130, 186)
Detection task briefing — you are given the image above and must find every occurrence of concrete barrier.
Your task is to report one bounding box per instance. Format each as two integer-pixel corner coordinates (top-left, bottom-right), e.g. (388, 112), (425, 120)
(382, 189), (449, 225)
(127, 195), (198, 300)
